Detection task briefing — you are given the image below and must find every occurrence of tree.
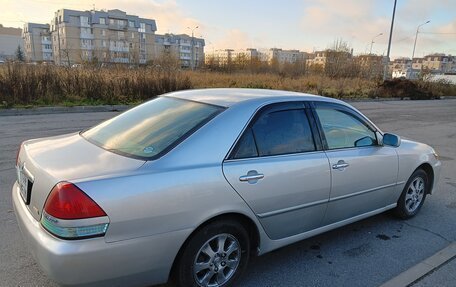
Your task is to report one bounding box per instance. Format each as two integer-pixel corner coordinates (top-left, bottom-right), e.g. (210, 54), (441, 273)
(15, 45), (25, 62)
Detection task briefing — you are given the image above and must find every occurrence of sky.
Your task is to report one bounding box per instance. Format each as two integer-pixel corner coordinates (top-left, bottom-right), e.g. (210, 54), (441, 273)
(1, 0), (455, 59)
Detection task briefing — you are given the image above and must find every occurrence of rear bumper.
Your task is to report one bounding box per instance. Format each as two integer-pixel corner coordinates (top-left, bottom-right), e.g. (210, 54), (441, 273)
(12, 182), (190, 286)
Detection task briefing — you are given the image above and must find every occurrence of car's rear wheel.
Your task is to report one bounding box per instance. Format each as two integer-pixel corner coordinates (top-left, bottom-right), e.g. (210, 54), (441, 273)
(176, 220), (250, 287)
(394, 169), (428, 219)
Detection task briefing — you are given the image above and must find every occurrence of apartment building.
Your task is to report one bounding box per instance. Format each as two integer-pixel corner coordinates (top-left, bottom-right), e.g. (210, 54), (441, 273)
(204, 49), (233, 66)
(421, 54), (455, 73)
(263, 48), (306, 65)
(0, 24), (23, 61)
(306, 50), (352, 68)
(354, 54), (385, 78)
(205, 48), (306, 68)
(23, 23), (52, 62)
(50, 9), (157, 65)
(155, 33), (205, 69)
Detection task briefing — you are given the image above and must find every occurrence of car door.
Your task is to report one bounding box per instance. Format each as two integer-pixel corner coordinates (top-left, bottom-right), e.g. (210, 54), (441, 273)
(223, 102), (331, 240)
(311, 102), (399, 225)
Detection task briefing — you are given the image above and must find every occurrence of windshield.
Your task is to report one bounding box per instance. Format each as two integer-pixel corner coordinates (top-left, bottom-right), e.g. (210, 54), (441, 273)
(82, 97), (224, 159)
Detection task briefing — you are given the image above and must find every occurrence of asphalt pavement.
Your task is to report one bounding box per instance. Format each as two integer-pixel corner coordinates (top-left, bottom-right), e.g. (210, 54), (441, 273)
(0, 99), (455, 287)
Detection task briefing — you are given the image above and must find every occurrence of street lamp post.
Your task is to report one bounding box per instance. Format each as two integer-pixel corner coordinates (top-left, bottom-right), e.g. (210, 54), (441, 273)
(370, 33), (383, 55)
(411, 20), (430, 61)
(187, 26), (199, 70)
(384, 0), (397, 81)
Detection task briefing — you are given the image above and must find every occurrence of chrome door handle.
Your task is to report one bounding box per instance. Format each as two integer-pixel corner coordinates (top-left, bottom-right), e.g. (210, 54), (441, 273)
(239, 172), (264, 182)
(332, 160), (349, 170)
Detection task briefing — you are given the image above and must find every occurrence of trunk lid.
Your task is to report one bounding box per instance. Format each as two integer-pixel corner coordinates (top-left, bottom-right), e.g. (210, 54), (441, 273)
(17, 132), (145, 221)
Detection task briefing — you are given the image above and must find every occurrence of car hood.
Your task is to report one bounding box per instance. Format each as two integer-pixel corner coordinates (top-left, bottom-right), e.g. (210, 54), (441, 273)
(18, 132), (145, 221)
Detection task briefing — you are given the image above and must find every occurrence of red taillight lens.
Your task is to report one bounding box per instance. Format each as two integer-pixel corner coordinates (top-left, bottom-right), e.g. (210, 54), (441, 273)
(44, 182), (106, 220)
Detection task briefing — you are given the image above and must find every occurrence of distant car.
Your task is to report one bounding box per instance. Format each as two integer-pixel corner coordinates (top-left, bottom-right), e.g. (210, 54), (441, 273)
(13, 89), (441, 287)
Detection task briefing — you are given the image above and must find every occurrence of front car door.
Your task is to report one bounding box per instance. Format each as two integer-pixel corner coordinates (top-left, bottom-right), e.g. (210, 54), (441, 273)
(311, 102), (399, 225)
(223, 102), (331, 240)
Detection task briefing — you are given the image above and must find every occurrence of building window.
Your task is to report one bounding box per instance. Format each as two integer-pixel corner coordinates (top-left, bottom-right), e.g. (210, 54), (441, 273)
(100, 18), (106, 25)
(139, 23), (145, 32)
(129, 20), (135, 28)
(80, 16), (89, 27)
(109, 18), (115, 25)
(131, 32), (135, 38)
(101, 29), (106, 36)
(102, 40), (106, 47)
(118, 31), (124, 39)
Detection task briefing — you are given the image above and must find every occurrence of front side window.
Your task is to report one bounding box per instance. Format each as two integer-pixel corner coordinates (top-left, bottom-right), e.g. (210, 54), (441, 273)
(82, 97), (223, 159)
(232, 107), (315, 159)
(315, 107), (377, 149)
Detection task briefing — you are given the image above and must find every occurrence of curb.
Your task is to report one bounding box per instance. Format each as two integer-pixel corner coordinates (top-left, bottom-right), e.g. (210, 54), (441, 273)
(0, 105), (131, 116)
(379, 242), (456, 287)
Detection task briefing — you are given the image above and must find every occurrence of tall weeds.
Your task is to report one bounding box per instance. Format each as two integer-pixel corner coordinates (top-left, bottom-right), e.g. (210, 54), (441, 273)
(0, 63), (454, 107)
(0, 64), (192, 107)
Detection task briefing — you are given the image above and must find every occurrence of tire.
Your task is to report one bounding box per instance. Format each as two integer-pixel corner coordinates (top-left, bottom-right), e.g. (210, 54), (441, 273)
(176, 220), (250, 287)
(394, 169), (429, 219)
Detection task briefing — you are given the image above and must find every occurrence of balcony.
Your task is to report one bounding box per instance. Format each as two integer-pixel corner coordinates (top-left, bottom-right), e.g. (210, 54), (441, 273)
(80, 33), (94, 39)
(109, 46), (129, 52)
(109, 24), (127, 31)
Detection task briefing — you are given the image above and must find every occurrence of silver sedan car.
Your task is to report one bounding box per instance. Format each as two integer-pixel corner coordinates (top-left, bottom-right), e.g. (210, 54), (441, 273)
(13, 89), (441, 287)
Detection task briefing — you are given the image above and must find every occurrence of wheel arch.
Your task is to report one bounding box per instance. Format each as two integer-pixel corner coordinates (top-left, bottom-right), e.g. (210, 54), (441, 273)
(168, 212), (260, 282)
(416, 162), (435, 194)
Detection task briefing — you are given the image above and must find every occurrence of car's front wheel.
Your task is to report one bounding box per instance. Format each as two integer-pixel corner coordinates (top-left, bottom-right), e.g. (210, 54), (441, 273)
(394, 169), (429, 219)
(176, 220), (250, 287)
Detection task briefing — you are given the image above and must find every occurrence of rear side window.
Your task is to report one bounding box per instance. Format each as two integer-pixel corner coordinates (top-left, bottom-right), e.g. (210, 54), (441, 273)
(232, 108), (315, 159)
(82, 97), (223, 159)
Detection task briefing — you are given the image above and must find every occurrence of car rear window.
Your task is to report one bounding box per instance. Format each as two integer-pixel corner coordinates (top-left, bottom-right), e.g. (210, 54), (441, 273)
(82, 97), (224, 159)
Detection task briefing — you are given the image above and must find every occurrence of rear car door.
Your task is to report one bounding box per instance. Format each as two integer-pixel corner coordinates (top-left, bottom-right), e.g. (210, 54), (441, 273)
(311, 102), (399, 225)
(223, 102), (331, 240)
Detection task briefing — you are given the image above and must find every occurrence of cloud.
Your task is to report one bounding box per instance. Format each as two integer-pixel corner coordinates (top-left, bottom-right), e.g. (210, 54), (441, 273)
(211, 29), (252, 50)
(300, 0), (456, 58)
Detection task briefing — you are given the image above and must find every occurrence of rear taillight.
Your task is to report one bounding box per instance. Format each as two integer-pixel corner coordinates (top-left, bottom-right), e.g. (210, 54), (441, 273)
(44, 182), (106, 219)
(41, 182), (109, 239)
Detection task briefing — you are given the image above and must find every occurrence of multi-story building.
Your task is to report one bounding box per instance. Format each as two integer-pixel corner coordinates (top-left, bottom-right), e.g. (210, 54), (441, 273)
(354, 54), (385, 78)
(306, 50), (327, 67)
(155, 33), (205, 69)
(263, 48), (306, 65)
(412, 57), (424, 70)
(306, 50), (352, 68)
(50, 9), (157, 65)
(205, 48), (306, 68)
(421, 54), (454, 73)
(23, 23), (52, 62)
(0, 24), (24, 61)
(204, 49), (233, 66)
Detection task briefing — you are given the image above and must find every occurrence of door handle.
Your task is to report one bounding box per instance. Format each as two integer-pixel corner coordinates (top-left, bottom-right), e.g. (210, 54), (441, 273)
(239, 171), (264, 182)
(332, 160), (349, 170)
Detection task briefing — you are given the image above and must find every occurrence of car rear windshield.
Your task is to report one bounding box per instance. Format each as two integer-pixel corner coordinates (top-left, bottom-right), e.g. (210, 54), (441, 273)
(82, 97), (224, 160)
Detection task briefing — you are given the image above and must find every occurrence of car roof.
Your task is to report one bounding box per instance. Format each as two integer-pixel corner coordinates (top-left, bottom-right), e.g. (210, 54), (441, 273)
(165, 88), (344, 108)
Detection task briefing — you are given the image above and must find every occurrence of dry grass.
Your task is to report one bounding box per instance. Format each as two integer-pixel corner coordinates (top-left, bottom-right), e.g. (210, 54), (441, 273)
(185, 71), (378, 99)
(0, 64), (453, 108)
(0, 64), (191, 107)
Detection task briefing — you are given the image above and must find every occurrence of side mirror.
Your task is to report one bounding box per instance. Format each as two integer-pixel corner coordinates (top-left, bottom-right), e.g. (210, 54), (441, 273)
(382, 133), (401, 147)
